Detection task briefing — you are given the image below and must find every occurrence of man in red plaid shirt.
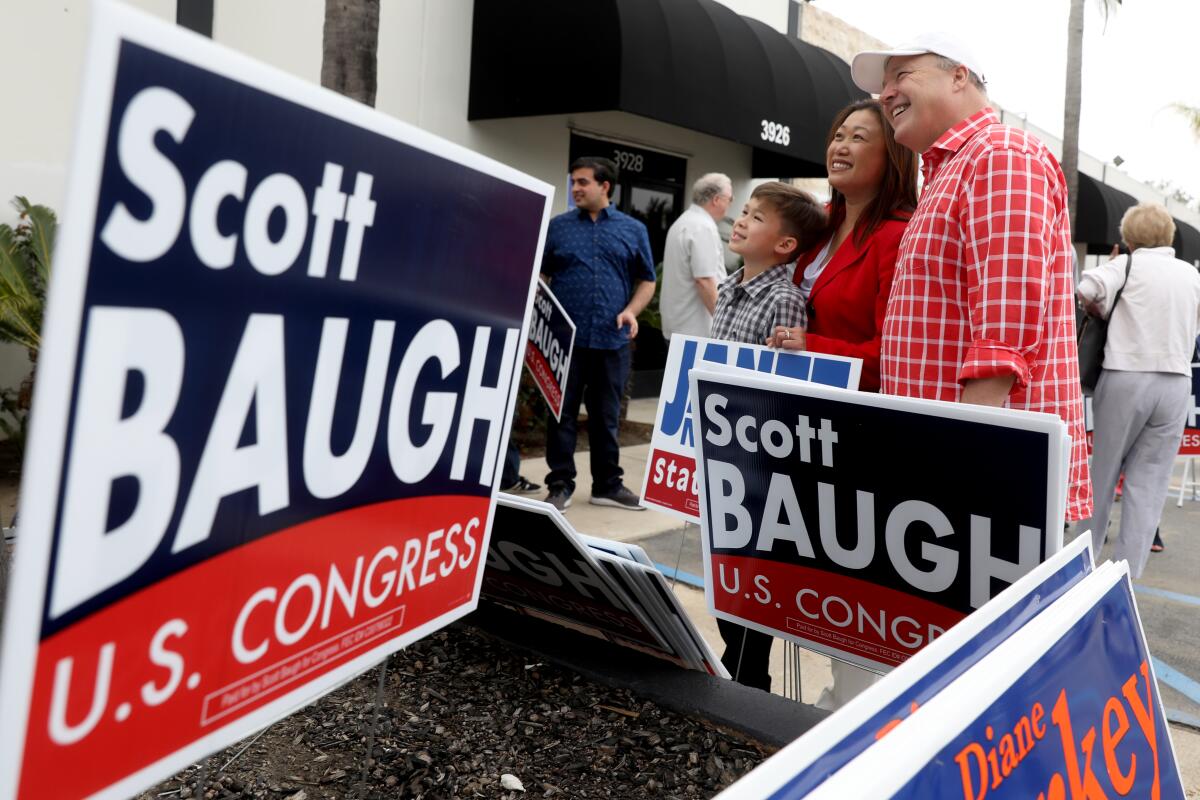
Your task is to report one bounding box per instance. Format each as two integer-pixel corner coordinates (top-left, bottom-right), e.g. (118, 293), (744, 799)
(851, 33), (1092, 521)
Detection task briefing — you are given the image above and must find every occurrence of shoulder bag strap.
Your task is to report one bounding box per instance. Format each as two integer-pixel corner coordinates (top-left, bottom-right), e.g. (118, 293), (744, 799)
(1105, 253), (1133, 322)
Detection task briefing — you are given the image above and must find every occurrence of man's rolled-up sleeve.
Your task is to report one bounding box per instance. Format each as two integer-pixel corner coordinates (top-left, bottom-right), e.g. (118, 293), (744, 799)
(691, 223), (726, 281)
(956, 148), (1058, 389)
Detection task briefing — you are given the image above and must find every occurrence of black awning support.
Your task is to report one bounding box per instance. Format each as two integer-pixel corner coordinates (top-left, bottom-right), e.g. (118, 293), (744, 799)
(1075, 173), (1137, 255)
(469, 0), (865, 177)
(1174, 218), (1200, 265)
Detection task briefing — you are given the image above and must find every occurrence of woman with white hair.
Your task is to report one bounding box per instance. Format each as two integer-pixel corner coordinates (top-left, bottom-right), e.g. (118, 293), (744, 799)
(1077, 202), (1200, 577)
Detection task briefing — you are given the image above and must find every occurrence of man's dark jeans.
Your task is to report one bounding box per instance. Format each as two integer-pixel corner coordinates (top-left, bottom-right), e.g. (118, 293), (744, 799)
(545, 344), (631, 495)
(500, 440), (521, 488)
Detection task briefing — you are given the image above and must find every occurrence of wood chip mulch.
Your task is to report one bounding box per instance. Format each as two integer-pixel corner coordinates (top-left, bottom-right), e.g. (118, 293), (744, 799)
(139, 623), (768, 799)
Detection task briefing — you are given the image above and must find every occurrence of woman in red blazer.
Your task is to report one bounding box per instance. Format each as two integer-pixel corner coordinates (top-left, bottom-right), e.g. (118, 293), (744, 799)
(769, 98), (918, 392)
(723, 99), (918, 700)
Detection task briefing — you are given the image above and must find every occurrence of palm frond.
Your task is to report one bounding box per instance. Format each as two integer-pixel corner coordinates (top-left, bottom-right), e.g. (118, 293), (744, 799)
(0, 226), (37, 302)
(1170, 103), (1200, 139)
(0, 196), (55, 360)
(1098, 0), (1121, 31)
(11, 197), (55, 290)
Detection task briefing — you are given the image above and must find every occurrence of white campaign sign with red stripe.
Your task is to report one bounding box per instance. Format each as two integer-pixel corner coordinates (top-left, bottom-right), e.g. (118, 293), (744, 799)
(0, 4), (552, 798)
(1179, 363), (1200, 455)
(639, 334), (861, 522)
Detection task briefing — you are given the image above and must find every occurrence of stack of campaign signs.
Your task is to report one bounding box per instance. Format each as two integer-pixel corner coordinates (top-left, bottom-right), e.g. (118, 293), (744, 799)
(716, 536), (1186, 798)
(482, 495), (729, 678)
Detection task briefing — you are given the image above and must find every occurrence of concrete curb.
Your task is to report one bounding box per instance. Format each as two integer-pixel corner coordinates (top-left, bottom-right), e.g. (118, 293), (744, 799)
(466, 602), (829, 750)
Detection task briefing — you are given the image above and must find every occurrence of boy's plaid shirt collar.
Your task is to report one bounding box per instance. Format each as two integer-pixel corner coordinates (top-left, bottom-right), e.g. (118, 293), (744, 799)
(711, 261), (806, 345)
(719, 262), (793, 295)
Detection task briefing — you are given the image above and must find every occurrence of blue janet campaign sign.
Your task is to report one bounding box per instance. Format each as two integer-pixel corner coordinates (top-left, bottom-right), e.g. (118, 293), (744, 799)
(716, 534), (1095, 799)
(802, 561), (1185, 799)
(640, 334), (862, 521)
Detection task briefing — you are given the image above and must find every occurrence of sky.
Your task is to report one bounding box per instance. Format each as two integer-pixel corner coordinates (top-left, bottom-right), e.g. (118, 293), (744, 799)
(814, 0), (1200, 205)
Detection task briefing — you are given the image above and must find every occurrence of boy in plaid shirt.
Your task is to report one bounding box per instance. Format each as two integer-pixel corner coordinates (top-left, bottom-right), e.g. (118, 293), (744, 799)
(709, 181), (825, 690)
(711, 182), (826, 345)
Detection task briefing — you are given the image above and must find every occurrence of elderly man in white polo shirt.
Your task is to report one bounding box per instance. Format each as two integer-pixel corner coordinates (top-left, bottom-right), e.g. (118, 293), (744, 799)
(661, 173), (733, 339)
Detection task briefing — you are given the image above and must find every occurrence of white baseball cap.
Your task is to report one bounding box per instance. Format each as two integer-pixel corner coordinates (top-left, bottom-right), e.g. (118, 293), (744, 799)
(851, 31), (987, 95)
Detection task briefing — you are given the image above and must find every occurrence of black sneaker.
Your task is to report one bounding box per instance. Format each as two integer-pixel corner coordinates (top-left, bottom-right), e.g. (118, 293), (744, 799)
(501, 475), (541, 495)
(545, 486), (572, 511)
(589, 484), (646, 511)
(1151, 528), (1165, 553)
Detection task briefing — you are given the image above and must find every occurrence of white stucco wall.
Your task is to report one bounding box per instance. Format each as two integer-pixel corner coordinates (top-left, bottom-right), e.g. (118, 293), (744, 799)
(3, 0), (1194, 396)
(213, 0), (322, 83)
(0, 0), (177, 394)
(0, 0), (174, 214)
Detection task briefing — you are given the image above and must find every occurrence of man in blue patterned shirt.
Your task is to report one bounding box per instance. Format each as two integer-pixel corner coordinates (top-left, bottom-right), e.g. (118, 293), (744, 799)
(539, 157), (657, 511)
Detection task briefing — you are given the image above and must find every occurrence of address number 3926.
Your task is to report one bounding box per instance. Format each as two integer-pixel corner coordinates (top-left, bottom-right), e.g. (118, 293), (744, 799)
(760, 120), (791, 146)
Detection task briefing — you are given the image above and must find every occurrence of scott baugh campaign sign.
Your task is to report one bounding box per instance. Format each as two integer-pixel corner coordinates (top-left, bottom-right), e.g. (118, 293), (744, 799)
(801, 562), (1184, 799)
(640, 334), (861, 521)
(690, 369), (1068, 673)
(523, 279), (575, 421)
(717, 535), (1095, 799)
(0, 5), (552, 799)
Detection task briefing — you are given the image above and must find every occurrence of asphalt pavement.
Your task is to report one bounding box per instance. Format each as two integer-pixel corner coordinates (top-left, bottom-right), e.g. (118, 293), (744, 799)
(1079, 464), (1200, 731)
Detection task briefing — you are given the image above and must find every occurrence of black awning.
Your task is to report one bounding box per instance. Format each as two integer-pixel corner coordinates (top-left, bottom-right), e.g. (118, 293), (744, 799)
(469, 0), (865, 177)
(1173, 218), (1200, 265)
(1074, 173), (1136, 254)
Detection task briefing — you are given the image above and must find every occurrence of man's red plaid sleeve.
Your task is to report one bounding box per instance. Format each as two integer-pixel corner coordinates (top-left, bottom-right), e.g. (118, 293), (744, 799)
(956, 148), (1055, 389)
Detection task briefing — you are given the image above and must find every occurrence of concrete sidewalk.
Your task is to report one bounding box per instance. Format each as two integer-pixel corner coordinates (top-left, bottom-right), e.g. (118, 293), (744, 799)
(510, 397), (679, 543)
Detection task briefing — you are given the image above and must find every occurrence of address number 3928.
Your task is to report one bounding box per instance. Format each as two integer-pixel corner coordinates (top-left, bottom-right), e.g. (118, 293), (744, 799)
(760, 120), (791, 146)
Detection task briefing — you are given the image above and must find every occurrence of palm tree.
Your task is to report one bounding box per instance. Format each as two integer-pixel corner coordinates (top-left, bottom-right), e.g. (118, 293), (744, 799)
(1170, 103), (1200, 138)
(1062, 0), (1121, 235)
(321, 0), (380, 106)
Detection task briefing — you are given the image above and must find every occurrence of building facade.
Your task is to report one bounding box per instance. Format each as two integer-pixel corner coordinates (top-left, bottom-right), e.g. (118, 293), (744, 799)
(3, 0), (1198, 393)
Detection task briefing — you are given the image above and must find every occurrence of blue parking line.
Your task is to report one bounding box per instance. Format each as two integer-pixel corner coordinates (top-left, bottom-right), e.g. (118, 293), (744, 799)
(654, 562), (706, 589)
(1134, 584), (1200, 608)
(1153, 656), (1200, 707)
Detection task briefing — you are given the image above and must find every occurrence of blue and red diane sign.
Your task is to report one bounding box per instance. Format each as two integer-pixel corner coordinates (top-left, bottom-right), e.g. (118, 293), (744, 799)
(794, 562), (1185, 799)
(524, 279), (575, 421)
(689, 368), (1069, 673)
(0, 5), (552, 799)
(640, 334), (862, 521)
(716, 534), (1096, 799)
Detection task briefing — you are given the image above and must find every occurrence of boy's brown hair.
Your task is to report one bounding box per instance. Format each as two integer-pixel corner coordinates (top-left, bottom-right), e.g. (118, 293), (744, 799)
(750, 181), (827, 254)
